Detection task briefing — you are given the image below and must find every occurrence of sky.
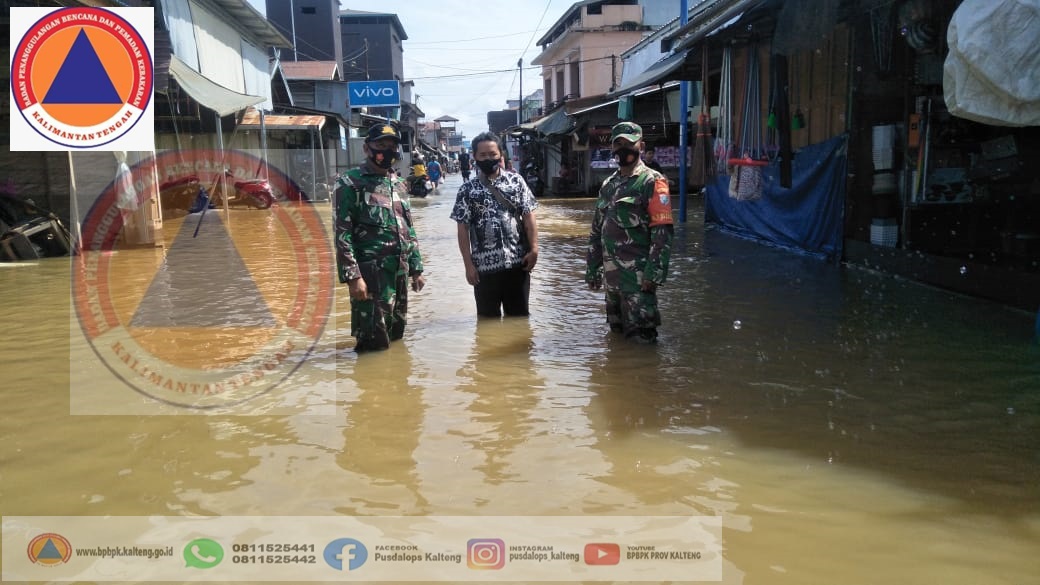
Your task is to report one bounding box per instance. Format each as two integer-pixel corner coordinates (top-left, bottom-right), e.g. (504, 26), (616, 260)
(340, 0), (576, 140)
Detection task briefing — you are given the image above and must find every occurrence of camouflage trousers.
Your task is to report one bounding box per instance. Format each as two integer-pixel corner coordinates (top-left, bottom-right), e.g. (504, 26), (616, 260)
(604, 287), (661, 339)
(352, 256), (409, 351)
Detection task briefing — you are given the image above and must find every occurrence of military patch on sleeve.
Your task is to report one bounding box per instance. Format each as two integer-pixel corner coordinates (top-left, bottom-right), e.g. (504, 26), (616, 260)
(649, 178), (673, 226)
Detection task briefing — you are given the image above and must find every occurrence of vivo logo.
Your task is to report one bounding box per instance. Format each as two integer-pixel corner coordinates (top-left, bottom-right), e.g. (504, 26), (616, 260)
(347, 81), (400, 107)
(352, 87), (396, 98)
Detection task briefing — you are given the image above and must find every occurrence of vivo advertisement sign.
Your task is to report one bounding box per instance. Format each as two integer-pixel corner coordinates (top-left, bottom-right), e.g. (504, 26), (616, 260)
(347, 80), (400, 108)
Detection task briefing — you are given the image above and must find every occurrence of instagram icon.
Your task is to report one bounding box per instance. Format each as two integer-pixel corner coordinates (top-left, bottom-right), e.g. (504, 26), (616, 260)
(467, 538), (505, 570)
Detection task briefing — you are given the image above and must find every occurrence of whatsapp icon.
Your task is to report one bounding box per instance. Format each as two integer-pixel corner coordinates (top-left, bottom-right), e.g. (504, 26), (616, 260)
(184, 538), (224, 569)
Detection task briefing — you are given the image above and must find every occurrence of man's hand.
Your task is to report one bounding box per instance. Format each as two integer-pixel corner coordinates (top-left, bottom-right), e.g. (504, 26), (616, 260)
(587, 278), (602, 291)
(465, 262), (480, 286)
(521, 247), (539, 272)
(411, 274), (426, 292)
(348, 277), (368, 301)
(641, 280), (658, 293)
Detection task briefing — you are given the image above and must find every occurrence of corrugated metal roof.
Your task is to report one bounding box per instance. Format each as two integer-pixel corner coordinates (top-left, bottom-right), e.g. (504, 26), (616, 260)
(211, 0), (293, 48)
(281, 61), (340, 81)
(240, 109), (325, 130)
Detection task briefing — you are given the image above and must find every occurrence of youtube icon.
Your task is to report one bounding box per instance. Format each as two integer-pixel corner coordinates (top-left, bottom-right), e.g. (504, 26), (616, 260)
(583, 543), (620, 565)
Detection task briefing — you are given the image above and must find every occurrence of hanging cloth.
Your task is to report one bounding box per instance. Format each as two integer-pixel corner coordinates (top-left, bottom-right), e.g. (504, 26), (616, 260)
(728, 44), (767, 201)
(714, 47), (734, 176)
(690, 48), (714, 186)
(765, 51), (781, 161)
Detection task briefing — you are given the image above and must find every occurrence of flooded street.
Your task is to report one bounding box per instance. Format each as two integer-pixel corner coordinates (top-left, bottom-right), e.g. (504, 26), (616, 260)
(1, 171), (1039, 584)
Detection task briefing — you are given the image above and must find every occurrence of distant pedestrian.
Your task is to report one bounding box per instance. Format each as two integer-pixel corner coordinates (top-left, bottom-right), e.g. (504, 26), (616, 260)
(450, 132), (539, 318)
(427, 158), (442, 188)
(459, 149), (472, 181)
(335, 122), (426, 352)
(586, 122), (674, 343)
(643, 146), (664, 173)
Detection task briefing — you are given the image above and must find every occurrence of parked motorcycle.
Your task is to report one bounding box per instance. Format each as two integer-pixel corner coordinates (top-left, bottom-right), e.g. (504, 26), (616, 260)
(161, 171), (275, 213)
(210, 169), (275, 209)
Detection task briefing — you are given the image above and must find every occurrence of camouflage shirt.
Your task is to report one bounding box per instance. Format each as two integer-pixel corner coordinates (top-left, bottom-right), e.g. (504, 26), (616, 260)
(449, 170), (537, 274)
(586, 161), (674, 288)
(335, 161), (423, 282)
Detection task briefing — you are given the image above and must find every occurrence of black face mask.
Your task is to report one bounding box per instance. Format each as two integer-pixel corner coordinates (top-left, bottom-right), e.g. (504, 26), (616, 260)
(612, 147), (640, 167)
(369, 147), (399, 169)
(475, 158), (501, 175)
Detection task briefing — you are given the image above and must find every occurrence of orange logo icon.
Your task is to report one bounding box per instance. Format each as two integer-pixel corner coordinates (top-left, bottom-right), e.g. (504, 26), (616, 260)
(27, 533), (73, 566)
(9, 7), (153, 150)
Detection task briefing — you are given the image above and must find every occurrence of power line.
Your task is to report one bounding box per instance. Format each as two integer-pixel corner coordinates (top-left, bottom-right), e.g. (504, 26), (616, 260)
(406, 29), (548, 45)
(409, 55), (612, 81)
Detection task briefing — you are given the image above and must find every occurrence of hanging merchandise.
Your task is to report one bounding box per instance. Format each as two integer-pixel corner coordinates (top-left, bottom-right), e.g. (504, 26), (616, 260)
(714, 47), (734, 176)
(765, 52), (781, 161)
(690, 48), (714, 186)
(870, 1), (894, 74)
(790, 53), (805, 130)
(728, 44), (767, 201)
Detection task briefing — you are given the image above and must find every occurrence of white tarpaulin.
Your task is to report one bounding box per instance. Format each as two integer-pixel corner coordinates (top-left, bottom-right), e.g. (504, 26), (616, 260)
(943, 0), (1040, 127)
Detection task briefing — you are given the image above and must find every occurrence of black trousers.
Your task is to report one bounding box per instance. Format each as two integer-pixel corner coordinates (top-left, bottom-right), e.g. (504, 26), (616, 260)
(474, 265), (530, 317)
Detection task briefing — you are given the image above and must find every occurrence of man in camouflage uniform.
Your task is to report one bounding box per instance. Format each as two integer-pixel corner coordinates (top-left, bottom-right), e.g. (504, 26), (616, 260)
(586, 122), (674, 342)
(336, 122), (426, 352)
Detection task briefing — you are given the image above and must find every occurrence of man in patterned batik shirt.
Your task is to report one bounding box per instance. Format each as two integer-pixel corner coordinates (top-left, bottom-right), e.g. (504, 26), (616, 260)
(586, 122), (674, 343)
(450, 131), (539, 317)
(336, 122), (426, 352)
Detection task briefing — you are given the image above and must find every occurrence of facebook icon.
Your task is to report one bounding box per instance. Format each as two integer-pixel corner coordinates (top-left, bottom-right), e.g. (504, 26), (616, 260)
(323, 538), (368, 571)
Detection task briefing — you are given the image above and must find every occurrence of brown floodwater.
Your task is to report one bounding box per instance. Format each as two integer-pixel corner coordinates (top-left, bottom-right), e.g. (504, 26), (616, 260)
(1, 172), (1038, 584)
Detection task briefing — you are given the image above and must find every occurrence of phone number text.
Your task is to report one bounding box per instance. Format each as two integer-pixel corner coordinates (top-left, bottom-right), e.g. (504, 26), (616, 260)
(232, 543), (315, 553)
(231, 555), (318, 564)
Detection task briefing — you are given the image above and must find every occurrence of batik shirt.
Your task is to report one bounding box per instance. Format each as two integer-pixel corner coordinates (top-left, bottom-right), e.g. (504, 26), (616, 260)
(586, 161), (674, 289)
(335, 161), (423, 282)
(450, 170), (538, 274)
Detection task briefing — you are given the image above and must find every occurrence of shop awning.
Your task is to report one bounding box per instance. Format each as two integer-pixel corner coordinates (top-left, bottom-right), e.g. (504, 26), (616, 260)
(240, 109), (325, 130)
(167, 56), (266, 117)
(670, 0), (771, 52)
(611, 50), (691, 97)
(533, 108), (575, 136)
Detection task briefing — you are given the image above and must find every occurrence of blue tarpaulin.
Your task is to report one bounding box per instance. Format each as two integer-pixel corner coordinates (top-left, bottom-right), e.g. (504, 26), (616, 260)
(705, 134), (848, 262)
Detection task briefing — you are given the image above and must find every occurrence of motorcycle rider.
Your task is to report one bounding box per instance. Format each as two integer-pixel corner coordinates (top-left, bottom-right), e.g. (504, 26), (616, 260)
(408, 155), (429, 197)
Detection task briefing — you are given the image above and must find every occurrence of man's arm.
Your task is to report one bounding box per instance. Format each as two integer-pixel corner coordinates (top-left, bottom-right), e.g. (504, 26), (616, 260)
(335, 182), (361, 283)
(456, 222), (479, 285)
(335, 180), (371, 300)
(520, 210), (538, 271)
(643, 176), (674, 290)
(402, 198), (425, 291)
(585, 200), (605, 289)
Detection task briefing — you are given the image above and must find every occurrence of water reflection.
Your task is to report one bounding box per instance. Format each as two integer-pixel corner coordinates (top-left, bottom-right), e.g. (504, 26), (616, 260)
(455, 318), (543, 487)
(338, 347), (430, 515)
(1, 177), (1038, 584)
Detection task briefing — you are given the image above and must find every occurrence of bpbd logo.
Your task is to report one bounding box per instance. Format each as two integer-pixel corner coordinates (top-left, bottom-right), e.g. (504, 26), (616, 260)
(9, 7), (154, 151)
(71, 149), (333, 410)
(27, 533), (73, 566)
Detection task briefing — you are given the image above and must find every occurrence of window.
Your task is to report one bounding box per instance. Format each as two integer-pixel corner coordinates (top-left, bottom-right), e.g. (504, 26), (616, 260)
(587, 3), (602, 15)
(301, 6), (316, 14)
